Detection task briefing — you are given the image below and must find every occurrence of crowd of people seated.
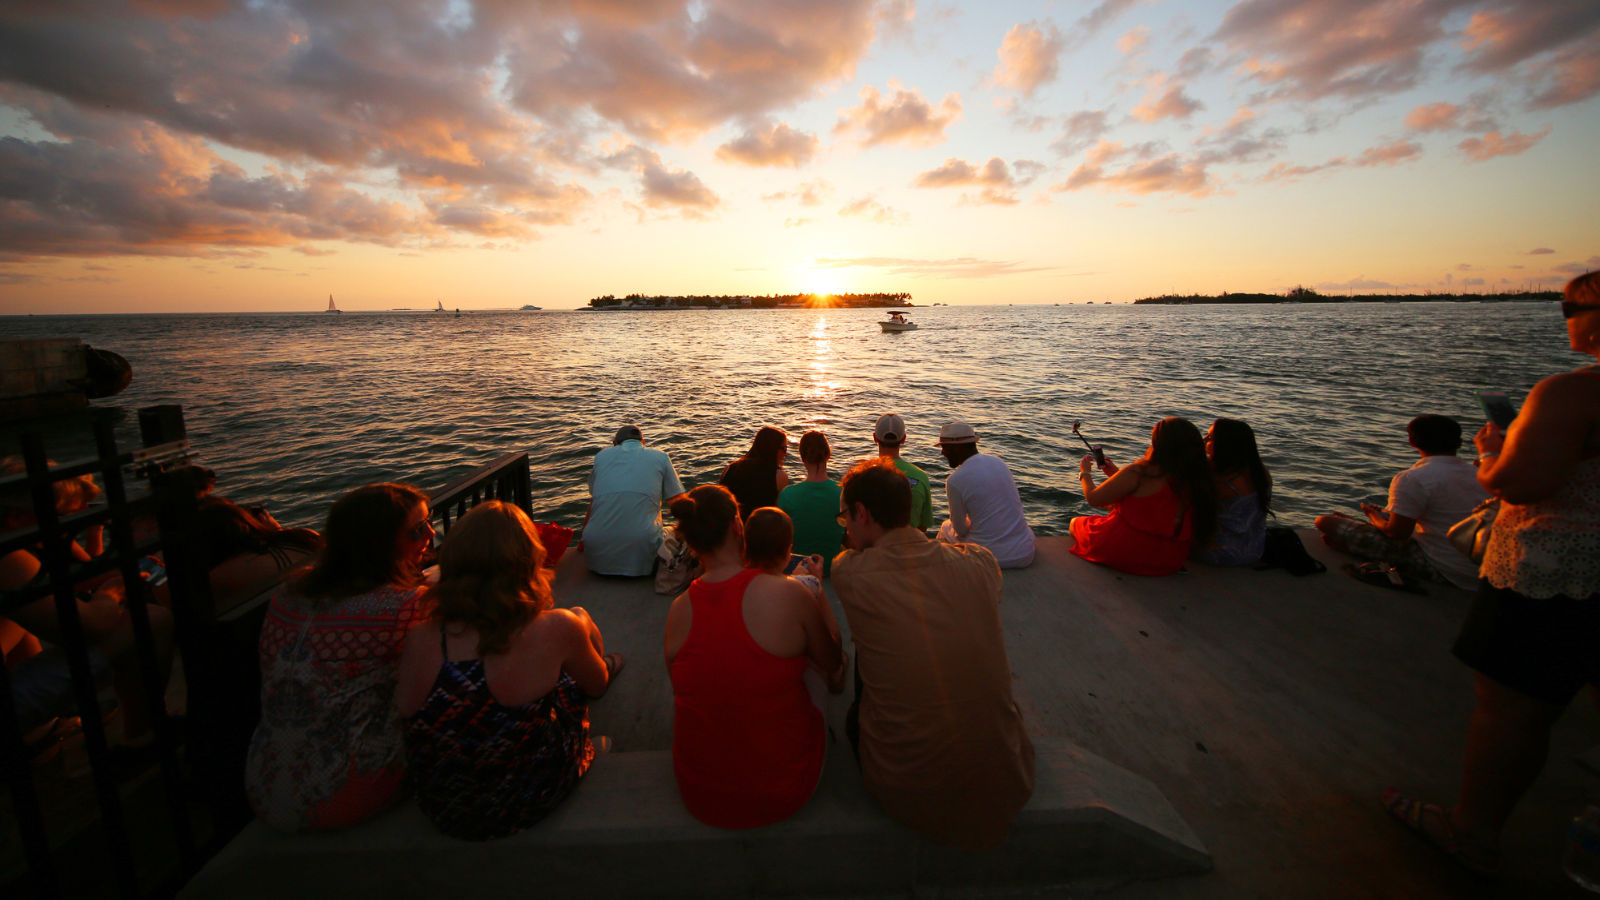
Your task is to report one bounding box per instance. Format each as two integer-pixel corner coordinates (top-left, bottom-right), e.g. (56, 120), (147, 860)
(10, 274), (1593, 878)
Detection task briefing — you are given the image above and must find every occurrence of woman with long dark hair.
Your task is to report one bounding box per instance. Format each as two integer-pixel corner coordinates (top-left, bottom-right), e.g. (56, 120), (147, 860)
(1069, 417), (1217, 576)
(397, 501), (617, 840)
(719, 426), (790, 520)
(245, 483), (433, 832)
(664, 484), (844, 829)
(192, 497), (324, 609)
(1193, 419), (1272, 566)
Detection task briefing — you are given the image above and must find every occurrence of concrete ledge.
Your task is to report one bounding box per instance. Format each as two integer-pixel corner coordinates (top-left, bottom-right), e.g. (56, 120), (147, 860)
(182, 737), (1208, 899)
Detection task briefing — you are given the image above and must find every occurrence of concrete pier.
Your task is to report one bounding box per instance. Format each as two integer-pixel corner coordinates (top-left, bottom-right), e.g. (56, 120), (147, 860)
(185, 531), (1599, 898)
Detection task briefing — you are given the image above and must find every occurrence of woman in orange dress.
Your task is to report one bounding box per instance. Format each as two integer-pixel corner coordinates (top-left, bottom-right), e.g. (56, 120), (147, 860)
(1069, 418), (1217, 576)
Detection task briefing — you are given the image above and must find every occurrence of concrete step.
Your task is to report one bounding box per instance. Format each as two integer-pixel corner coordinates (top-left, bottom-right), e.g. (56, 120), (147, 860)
(181, 737), (1209, 899)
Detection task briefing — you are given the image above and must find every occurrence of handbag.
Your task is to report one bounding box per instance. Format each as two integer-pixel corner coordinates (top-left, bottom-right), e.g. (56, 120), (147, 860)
(1447, 497), (1499, 564)
(654, 532), (702, 595)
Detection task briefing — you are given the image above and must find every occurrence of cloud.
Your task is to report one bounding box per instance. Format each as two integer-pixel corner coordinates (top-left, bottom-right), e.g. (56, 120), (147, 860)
(1318, 276), (1402, 290)
(0, 125), (459, 261)
(1459, 1), (1600, 108)
(837, 195), (904, 224)
(1554, 255), (1600, 275)
(912, 156), (1038, 205)
(1261, 139), (1423, 182)
(834, 82), (961, 148)
(1405, 102), (1462, 131)
(783, 217), (813, 228)
(0, 0), (883, 260)
(604, 145), (720, 216)
(292, 245), (337, 257)
(811, 255), (1060, 278)
(1068, 0), (1147, 50)
(1118, 26), (1150, 56)
(1056, 150), (1215, 198)
(1131, 79), (1203, 122)
(762, 178), (832, 206)
(1529, 247), (1555, 254)
(1214, 0), (1473, 102)
(715, 121), (818, 168)
(1458, 127), (1552, 161)
(991, 22), (1063, 96)
(1050, 109), (1112, 156)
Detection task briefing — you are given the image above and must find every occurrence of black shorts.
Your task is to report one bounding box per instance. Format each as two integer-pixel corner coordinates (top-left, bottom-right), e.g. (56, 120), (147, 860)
(1453, 581), (1600, 705)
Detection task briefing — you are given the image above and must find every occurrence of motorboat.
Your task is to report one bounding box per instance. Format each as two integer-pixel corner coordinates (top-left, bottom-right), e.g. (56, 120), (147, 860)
(880, 310), (918, 332)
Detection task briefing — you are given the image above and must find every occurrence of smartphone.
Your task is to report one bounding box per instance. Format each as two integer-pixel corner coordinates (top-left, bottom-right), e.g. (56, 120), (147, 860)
(783, 553), (806, 575)
(1475, 390), (1517, 430)
(1091, 445), (1107, 467)
(137, 555), (168, 587)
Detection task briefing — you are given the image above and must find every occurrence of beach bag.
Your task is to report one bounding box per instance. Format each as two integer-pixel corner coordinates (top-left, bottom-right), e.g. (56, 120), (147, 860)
(534, 523), (574, 568)
(654, 532), (701, 595)
(1255, 526), (1327, 576)
(1447, 498), (1499, 564)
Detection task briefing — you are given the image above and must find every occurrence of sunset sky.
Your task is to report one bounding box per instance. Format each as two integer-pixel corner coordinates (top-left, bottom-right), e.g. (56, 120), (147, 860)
(1, 0), (1596, 313)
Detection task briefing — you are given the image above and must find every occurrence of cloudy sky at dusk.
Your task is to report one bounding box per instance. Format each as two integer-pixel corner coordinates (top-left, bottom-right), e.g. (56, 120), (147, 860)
(0, 0), (1596, 313)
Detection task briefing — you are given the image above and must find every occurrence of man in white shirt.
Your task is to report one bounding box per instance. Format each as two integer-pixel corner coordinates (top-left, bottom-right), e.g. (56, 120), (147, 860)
(933, 421), (1036, 568)
(1314, 415), (1489, 589)
(581, 425), (684, 577)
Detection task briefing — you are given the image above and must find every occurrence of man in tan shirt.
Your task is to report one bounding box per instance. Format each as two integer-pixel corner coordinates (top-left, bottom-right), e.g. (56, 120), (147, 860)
(832, 458), (1034, 850)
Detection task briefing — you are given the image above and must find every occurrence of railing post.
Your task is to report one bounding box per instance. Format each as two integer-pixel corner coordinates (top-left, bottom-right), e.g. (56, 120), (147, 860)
(0, 653), (58, 899)
(20, 434), (141, 899)
(94, 413), (197, 873)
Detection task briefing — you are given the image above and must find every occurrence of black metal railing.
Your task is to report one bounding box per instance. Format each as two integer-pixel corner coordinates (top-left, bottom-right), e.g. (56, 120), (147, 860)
(429, 452), (533, 533)
(0, 405), (221, 899)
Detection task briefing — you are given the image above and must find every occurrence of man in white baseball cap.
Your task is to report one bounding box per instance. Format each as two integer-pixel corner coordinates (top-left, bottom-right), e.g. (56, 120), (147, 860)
(935, 421), (1035, 568)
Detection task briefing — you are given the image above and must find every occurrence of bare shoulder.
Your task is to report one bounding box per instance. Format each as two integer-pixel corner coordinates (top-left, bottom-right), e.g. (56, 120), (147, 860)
(1535, 368), (1600, 401)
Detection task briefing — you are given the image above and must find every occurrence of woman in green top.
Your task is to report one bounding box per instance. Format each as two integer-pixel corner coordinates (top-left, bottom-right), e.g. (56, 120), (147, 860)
(776, 432), (846, 574)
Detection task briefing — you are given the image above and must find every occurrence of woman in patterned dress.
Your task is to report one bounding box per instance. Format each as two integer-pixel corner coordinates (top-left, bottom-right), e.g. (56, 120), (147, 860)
(245, 483), (433, 831)
(396, 500), (620, 840)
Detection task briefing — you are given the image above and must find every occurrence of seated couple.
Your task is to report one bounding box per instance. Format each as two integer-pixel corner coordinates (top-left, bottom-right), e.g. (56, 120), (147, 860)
(1070, 417), (1270, 576)
(666, 460), (1034, 850)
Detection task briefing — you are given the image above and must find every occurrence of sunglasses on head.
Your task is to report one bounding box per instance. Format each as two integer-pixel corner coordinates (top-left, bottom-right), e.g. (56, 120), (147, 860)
(1562, 300), (1597, 319)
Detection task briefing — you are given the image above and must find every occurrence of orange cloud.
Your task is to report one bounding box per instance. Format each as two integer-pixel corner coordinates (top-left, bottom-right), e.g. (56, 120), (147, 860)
(1131, 80), (1203, 122)
(715, 122), (819, 168)
(1404, 102), (1462, 131)
(837, 196), (905, 224)
(991, 22), (1064, 96)
(1057, 153), (1214, 198)
(834, 82), (961, 148)
(1458, 127), (1553, 161)
(912, 157), (1042, 205)
(1260, 138), (1423, 183)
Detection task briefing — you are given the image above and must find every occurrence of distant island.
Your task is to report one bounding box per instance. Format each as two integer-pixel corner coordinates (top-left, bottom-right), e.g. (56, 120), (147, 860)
(1133, 286), (1562, 305)
(586, 292), (912, 310)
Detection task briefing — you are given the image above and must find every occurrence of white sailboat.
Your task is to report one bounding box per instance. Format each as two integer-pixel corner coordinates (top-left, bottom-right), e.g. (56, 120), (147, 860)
(326, 294), (342, 314)
(436, 299), (445, 312)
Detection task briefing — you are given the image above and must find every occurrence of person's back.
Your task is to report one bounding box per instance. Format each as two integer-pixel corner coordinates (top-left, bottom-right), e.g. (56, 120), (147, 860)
(834, 533), (1033, 849)
(832, 459), (1032, 850)
(397, 501), (616, 841)
(584, 431), (683, 576)
(943, 451), (1036, 568)
(1389, 454), (1488, 588)
(670, 568), (825, 828)
(777, 479), (843, 574)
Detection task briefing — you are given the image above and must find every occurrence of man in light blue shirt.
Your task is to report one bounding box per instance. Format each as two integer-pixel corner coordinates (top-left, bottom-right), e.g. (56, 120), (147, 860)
(581, 425), (684, 576)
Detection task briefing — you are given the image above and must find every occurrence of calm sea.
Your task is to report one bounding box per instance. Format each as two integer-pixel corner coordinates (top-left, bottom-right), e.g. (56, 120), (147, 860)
(3, 303), (1584, 536)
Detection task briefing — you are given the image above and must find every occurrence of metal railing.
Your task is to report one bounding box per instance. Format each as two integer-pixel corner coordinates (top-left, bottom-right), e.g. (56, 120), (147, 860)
(428, 451), (533, 533)
(1, 405), (219, 899)
(2, 416), (535, 898)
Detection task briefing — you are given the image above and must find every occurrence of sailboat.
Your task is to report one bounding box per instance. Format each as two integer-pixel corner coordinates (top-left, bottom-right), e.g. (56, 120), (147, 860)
(435, 299), (445, 312)
(326, 294), (342, 314)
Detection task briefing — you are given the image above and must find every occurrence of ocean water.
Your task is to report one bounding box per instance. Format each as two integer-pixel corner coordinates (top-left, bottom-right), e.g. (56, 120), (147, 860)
(3, 303), (1585, 536)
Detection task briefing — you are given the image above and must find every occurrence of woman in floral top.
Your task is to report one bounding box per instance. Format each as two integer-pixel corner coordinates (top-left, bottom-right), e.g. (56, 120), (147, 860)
(245, 483), (433, 831)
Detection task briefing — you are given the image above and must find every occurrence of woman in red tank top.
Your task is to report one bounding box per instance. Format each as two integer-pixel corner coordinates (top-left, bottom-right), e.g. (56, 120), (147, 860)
(662, 486), (846, 828)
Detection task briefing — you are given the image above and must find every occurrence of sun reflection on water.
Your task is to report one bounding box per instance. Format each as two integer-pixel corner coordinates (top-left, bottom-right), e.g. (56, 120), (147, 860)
(805, 316), (840, 400)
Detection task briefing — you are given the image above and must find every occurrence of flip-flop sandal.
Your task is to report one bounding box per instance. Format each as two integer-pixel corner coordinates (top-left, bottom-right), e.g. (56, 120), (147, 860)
(604, 653), (626, 679)
(1343, 562), (1428, 595)
(1381, 788), (1500, 878)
